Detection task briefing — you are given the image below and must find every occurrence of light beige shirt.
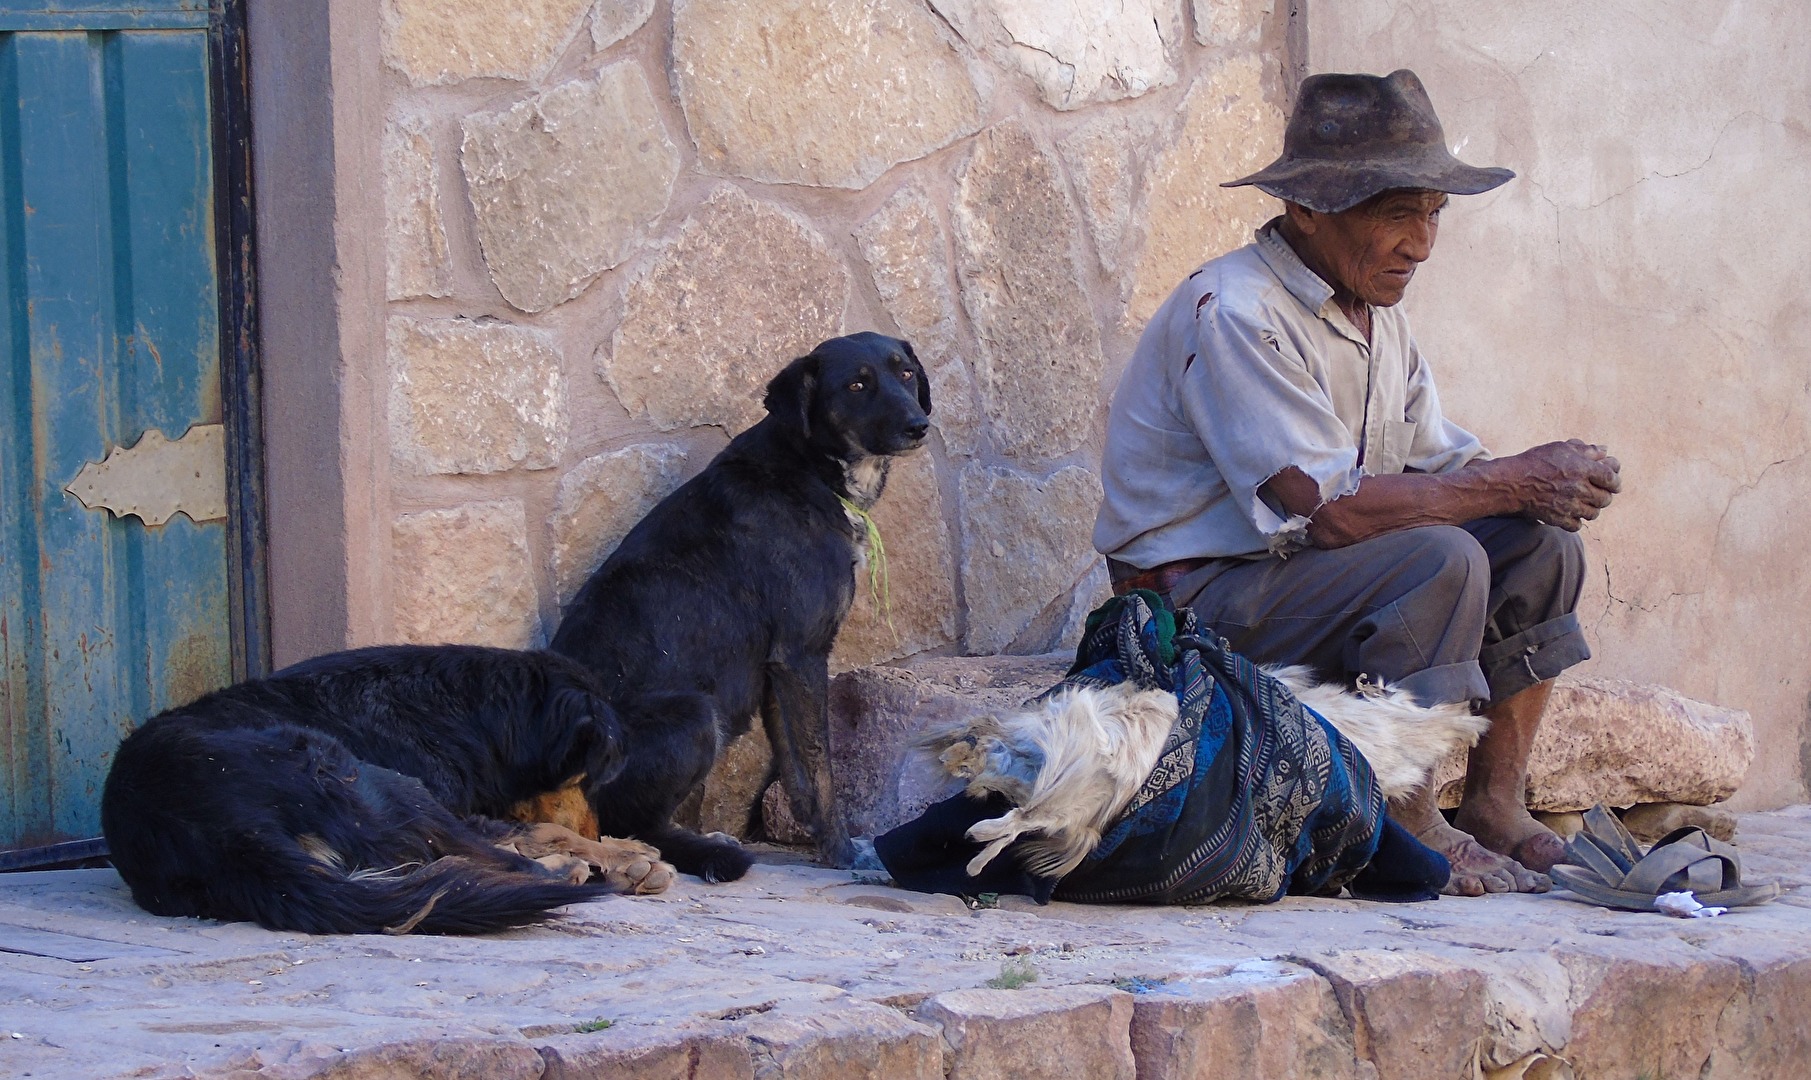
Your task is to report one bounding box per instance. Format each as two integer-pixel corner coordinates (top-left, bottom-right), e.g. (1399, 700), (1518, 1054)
(1094, 219), (1487, 567)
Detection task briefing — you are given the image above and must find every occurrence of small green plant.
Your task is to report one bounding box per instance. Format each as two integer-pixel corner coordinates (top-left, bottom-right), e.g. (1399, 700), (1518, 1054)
(574, 1017), (615, 1034)
(966, 892), (1000, 910)
(985, 957), (1039, 990)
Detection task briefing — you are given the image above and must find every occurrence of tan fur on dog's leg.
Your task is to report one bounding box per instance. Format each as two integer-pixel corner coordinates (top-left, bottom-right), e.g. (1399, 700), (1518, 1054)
(533, 853), (592, 885)
(520, 823), (676, 895)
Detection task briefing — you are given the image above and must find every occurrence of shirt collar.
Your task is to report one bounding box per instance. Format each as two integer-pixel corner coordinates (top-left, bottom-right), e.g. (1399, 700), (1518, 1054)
(1253, 217), (1369, 344)
(1254, 217), (1336, 314)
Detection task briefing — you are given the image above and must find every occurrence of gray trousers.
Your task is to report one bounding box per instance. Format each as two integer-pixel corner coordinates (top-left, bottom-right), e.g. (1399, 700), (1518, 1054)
(1169, 517), (1589, 708)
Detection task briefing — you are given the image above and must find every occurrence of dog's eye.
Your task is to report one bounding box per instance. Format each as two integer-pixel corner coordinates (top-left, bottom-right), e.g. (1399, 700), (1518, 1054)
(848, 381), (866, 393)
(898, 369), (914, 381)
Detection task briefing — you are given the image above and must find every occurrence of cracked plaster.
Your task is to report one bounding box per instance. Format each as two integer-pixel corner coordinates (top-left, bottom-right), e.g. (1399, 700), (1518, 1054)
(1313, 0), (1811, 807)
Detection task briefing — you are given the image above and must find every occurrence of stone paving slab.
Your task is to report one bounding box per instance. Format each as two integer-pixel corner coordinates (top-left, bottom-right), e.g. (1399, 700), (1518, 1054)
(3, 808), (1810, 1079)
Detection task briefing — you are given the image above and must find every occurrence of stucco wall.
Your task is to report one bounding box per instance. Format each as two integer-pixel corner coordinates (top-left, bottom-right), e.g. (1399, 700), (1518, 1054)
(373, 0), (1292, 671)
(1311, 2), (1811, 808)
(347, 0), (1808, 809)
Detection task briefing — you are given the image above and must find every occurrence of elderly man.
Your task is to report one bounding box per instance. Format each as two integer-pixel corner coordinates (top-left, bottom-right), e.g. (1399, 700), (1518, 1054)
(1094, 70), (1621, 895)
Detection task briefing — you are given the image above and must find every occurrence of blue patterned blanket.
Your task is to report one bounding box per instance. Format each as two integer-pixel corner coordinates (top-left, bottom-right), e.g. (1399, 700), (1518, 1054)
(1047, 591), (1385, 904)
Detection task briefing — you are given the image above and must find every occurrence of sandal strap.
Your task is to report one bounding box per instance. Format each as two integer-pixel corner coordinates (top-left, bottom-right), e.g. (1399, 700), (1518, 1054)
(1623, 839), (1738, 895)
(1562, 832), (1635, 887)
(1580, 804), (1642, 871)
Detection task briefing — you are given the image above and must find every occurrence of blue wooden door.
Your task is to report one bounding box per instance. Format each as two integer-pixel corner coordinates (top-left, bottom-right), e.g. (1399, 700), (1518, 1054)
(0, 0), (236, 851)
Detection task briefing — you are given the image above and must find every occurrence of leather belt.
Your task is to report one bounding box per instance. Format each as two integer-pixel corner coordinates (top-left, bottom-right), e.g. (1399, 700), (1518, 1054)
(1106, 557), (1212, 598)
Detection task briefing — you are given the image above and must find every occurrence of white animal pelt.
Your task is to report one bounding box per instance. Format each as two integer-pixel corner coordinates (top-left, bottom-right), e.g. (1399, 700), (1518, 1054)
(920, 671), (1487, 880)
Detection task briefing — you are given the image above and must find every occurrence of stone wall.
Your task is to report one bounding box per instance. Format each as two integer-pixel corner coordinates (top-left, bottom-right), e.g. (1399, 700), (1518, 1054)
(378, 0), (1289, 673)
(1310, 1), (1811, 809)
(370, 0), (1809, 807)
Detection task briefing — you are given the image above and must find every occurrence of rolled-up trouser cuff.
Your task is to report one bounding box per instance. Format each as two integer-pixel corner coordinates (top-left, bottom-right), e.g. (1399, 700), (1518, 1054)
(1477, 612), (1591, 706)
(1393, 660), (1491, 711)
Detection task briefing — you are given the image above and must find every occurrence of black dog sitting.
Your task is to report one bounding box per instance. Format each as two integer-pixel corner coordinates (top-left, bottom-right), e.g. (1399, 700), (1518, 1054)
(552, 332), (932, 881)
(103, 645), (673, 935)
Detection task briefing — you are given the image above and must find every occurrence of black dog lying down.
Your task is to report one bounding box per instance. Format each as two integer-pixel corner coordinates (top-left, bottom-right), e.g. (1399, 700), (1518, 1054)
(552, 332), (932, 881)
(102, 645), (673, 935)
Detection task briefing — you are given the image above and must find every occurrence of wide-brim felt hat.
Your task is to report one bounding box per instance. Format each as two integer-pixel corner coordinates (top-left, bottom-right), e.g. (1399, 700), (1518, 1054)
(1223, 69), (1513, 214)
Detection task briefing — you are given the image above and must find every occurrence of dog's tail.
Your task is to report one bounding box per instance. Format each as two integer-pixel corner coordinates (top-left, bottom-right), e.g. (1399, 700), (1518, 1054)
(1264, 666), (1489, 798)
(205, 849), (615, 936)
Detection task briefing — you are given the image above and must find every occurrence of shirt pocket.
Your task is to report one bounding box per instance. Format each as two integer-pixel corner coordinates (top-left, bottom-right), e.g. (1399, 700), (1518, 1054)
(1374, 418), (1418, 475)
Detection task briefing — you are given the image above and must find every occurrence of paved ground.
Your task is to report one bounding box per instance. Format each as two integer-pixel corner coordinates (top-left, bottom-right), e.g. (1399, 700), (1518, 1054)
(4, 808), (1810, 1080)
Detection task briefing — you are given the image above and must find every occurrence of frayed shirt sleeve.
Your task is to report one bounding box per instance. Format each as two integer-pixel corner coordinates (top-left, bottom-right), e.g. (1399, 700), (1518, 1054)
(1178, 298), (1363, 552)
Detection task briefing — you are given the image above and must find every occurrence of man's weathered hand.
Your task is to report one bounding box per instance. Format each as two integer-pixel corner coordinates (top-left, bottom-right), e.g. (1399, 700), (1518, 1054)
(1503, 439), (1621, 531)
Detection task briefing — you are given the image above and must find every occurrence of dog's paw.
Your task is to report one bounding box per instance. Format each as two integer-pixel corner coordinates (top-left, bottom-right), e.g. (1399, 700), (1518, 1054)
(582, 836), (676, 895)
(534, 853), (592, 885)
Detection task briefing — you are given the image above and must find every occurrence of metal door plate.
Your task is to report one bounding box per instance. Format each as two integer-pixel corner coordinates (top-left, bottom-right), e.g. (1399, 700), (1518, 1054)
(64, 424), (227, 526)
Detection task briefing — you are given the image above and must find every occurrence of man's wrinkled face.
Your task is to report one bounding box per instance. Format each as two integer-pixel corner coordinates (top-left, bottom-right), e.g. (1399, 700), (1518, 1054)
(1312, 189), (1447, 307)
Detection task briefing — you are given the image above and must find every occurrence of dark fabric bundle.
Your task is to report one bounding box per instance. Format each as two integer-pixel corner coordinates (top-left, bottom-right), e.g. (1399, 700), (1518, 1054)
(1049, 591), (1384, 903)
(879, 591), (1442, 905)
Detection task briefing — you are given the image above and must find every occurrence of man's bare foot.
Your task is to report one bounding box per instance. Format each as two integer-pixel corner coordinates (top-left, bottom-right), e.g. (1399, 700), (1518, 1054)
(1416, 814), (1550, 895)
(1388, 786), (1548, 895)
(1453, 799), (1566, 875)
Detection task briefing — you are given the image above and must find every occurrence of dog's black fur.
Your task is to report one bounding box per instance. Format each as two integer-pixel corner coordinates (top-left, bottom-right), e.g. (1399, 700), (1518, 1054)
(551, 332), (932, 881)
(102, 645), (628, 934)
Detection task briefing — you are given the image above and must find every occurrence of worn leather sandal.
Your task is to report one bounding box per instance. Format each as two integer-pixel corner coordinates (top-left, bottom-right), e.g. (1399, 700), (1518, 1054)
(1550, 804), (1781, 912)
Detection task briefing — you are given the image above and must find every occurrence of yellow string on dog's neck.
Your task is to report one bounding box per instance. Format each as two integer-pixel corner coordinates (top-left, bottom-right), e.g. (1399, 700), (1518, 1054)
(839, 495), (897, 640)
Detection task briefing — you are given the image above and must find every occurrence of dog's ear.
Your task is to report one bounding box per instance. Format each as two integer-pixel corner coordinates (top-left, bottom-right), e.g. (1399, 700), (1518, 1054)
(764, 353), (820, 437)
(546, 687), (628, 788)
(901, 339), (932, 415)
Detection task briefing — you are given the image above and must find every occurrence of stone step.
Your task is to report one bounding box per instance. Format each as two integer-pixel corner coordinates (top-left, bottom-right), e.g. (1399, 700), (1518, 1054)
(4, 809), (1809, 1079)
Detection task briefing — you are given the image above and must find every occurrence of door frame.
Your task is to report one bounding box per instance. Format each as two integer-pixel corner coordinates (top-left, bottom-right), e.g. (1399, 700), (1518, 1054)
(211, 0), (270, 682)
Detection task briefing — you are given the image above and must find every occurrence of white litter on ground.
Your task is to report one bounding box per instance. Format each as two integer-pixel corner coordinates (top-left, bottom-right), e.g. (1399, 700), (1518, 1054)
(1655, 890), (1727, 918)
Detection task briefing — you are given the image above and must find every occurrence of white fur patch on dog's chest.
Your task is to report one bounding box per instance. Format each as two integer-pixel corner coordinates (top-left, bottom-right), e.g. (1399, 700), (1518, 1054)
(842, 456), (889, 509)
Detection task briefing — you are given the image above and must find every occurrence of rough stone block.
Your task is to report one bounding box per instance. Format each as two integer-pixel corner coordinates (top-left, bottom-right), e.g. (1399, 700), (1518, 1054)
(1129, 57), (1285, 325)
(387, 316), (567, 476)
(916, 984), (1136, 1080)
(1557, 940), (1744, 1080)
(462, 63), (681, 313)
(1702, 939), (1811, 1080)
(312, 1038), (548, 1079)
(549, 443), (691, 606)
(828, 653), (1070, 839)
(1059, 113), (1162, 279)
(953, 122), (1103, 462)
(591, 0), (655, 51)
(1621, 801), (1738, 843)
(1433, 678), (1755, 812)
(830, 451), (959, 670)
(958, 464), (1104, 655)
(1193, 0), (1274, 46)
(604, 186), (849, 434)
(383, 110), (453, 301)
(382, 0), (592, 86)
(538, 1023), (753, 1080)
(392, 501), (539, 649)
(761, 779), (814, 845)
(1302, 949), (1491, 1080)
(854, 187), (982, 457)
(737, 998), (944, 1079)
(930, 0), (1180, 110)
(1127, 961), (1364, 1080)
(673, 0), (983, 188)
